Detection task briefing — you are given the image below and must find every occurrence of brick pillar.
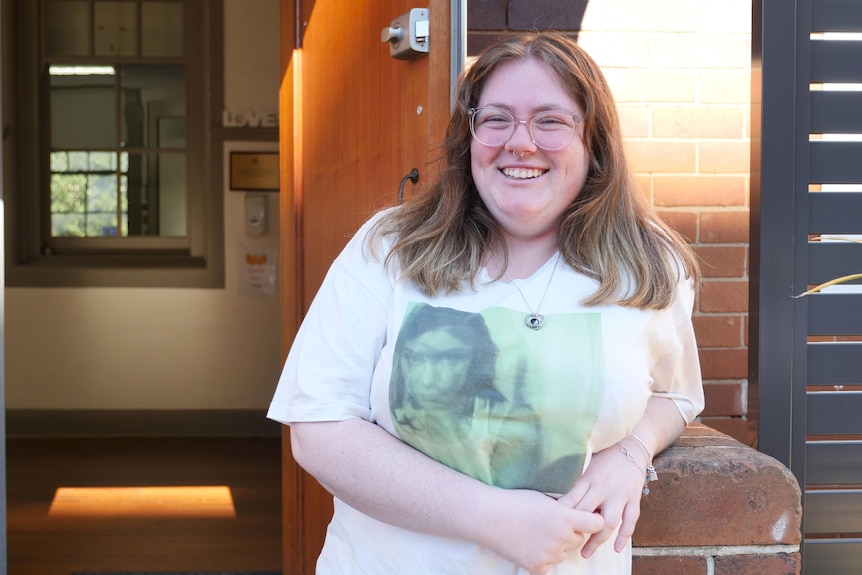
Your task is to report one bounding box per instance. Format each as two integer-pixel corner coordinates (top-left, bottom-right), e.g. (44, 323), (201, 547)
(633, 423), (802, 575)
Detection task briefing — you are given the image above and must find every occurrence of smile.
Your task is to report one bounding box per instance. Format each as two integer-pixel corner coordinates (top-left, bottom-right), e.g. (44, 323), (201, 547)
(501, 167), (545, 179)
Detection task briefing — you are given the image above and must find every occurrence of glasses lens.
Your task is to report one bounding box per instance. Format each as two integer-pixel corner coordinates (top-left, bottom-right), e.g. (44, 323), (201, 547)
(530, 112), (577, 150)
(470, 107), (515, 147)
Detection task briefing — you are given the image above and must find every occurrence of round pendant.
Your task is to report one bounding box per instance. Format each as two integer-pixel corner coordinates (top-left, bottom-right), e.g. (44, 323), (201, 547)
(525, 313), (545, 330)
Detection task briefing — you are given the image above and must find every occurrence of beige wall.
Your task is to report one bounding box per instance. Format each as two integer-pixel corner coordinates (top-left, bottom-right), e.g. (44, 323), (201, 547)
(4, 0), (282, 411)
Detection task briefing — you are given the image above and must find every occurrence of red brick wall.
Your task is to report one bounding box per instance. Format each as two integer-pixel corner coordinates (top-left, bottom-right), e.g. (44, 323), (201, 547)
(468, 0), (755, 445)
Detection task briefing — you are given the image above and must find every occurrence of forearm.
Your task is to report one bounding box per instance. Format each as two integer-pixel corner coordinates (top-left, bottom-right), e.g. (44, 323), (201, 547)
(621, 396), (688, 468)
(290, 418), (502, 542)
(290, 417), (604, 571)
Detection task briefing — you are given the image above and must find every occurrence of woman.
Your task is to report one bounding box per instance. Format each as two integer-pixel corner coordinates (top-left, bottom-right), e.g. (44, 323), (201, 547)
(268, 31), (703, 575)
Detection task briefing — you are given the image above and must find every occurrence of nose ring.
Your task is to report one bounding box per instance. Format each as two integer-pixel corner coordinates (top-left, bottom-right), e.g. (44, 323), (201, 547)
(511, 150), (524, 159)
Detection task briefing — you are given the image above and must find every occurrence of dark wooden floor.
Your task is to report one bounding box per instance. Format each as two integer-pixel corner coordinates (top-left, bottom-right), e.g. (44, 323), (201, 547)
(6, 436), (283, 575)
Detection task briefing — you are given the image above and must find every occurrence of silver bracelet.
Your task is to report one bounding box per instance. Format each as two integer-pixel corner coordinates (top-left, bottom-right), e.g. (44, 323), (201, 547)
(620, 437), (658, 496)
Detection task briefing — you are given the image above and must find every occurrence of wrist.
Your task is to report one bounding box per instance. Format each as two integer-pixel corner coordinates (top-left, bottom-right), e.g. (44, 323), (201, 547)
(618, 436), (658, 496)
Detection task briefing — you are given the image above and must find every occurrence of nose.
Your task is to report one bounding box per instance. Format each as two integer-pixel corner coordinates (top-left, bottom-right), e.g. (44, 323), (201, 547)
(506, 120), (537, 155)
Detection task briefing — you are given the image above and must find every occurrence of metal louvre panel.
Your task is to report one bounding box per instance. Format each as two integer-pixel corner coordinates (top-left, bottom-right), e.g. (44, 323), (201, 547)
(808, 241), (862, 284)
(808, 345), (862, 386)
(811, 141), (862, 183)
(811, 92), (862, 134)
(809, 294), (862, 335)
(809, 192), (862, 233)
(805, 540), (862, 575)
(811, 40), (862, 83)
(808, 391), (862, 433)
(812, 0), (862, 30)
(805, 490), (862, 533)
(807, 441), (862, 484)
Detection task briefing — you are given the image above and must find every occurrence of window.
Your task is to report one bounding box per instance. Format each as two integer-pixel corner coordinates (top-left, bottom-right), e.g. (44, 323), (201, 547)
(3, 0), (224, 287)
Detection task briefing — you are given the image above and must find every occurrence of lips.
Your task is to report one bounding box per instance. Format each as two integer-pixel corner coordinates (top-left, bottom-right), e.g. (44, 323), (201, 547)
(501, 167), (545, 179)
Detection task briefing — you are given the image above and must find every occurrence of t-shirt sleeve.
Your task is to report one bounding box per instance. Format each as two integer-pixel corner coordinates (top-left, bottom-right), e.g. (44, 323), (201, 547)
(649, 275), (705, 424)
(266, 217), (393, 425)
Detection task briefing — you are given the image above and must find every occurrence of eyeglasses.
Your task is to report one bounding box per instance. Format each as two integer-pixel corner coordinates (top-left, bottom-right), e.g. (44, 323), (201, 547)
(467, 106), (582, 151)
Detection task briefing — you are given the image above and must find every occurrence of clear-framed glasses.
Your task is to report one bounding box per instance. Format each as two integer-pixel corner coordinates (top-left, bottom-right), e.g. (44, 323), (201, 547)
(467, 106), (582, 151)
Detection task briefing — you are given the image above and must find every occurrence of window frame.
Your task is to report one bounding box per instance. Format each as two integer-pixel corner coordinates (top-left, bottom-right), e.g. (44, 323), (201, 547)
(3, 0), (225, 288)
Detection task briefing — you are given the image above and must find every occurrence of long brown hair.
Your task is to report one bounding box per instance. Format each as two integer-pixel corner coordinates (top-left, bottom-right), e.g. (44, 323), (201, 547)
(367, 31), (699, 309)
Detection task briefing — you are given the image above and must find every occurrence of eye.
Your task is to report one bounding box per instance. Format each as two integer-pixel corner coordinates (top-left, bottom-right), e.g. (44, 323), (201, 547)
(476, 108), (514, 129)
(533, 112), (573, 129)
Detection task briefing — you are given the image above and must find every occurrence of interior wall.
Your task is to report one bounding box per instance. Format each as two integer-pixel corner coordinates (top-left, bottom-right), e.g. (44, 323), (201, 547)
(4, 0), (282, 412)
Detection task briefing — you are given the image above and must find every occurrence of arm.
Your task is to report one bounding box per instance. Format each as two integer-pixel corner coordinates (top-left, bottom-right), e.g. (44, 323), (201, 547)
(291, 418), (604, 575)
(560, 396), (687, 558)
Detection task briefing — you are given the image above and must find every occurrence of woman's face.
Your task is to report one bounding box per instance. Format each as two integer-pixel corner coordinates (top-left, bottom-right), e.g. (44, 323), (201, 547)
(470, 57), (589, 246)
(400, 329), (472, 407)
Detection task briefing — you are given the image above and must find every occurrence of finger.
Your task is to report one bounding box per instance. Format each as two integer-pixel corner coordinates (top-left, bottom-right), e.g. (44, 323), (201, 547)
(557, 480), (589, 508)
(573, 509), (605, 534)
(580, 501), (624, 558)
(613, 500), (642, 552)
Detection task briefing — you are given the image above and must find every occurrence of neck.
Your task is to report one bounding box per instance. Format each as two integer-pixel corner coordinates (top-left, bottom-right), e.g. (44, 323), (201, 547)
(489, 235), (560, 280)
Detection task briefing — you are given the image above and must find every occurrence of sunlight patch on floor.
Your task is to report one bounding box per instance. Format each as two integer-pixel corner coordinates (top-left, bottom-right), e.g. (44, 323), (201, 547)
(48, 486), (236, 518)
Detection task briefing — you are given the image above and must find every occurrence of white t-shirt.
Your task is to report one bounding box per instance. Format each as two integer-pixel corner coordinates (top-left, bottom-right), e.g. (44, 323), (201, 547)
(267, 212), (704, 575)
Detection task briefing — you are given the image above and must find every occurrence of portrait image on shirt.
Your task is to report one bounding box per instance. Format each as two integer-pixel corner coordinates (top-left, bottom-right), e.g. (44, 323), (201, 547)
(390, 302), (605, 495)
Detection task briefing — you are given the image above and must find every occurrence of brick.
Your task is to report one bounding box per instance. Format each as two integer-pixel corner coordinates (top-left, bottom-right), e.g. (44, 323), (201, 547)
(700, 417), (758, 446)
(578, 32), (651, 68)
(626, 141), (697, 173)
(603, 69), (697, 103)
(699, 348), (748, 379)
(588, 0), (751, 34)
(467, 33), (507, 57)
(702, 381), (746, 416)
(699, 280), (749, 313)
(700, 210), (750, 243)
(652, 106), (745, 139)
(701, 71), (751, 105)
(657, 210), (697, 243)
(649, 34), (751, 70)
(508, 0), (587, 31)
(635, 425), (802, 547)
(714, 553), (801, 575)
(654, 175), (747, 207)
(617, 105), (650, 138)
(699, 141), (751, 174)
(694, 246), (746, 278)
(633, 555), (707, 575)
(693, 314), (743, 347)
(467, 0), (507, 30)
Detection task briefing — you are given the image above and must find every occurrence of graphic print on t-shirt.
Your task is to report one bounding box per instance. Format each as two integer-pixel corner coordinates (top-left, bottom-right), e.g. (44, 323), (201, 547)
(390, 302), (604, 495)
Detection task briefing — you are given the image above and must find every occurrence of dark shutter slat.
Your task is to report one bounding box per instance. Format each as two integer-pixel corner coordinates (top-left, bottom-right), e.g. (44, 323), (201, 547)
(808, 391), (862, 433)
(809, 192), (862, 234)
(810, 142), (862, 183)
(809, 294), (862, 335)
(808, 242), (862, 284)
(812, 0), (862, 31)
(811, 40), (862, 83)
(805, 490), (862, 533)
(805, 540), (862, 575)
(807, 441), (862, 484)
(811, 91), (862, 134)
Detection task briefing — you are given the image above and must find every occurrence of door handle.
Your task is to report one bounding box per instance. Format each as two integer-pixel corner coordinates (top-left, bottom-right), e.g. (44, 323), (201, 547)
(381, 8), (429, 60)
(398, 168), (419, 204)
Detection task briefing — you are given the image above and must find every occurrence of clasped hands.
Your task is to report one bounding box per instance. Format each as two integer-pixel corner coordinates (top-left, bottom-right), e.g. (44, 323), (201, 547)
(481, 442), (648, 575)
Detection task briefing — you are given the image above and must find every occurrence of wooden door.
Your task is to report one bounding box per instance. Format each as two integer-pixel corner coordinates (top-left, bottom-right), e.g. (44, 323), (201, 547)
(277, 1), (454, 572)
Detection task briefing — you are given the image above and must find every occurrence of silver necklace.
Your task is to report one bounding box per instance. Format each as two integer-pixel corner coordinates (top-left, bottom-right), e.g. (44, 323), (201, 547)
(505, 254), (560, 330)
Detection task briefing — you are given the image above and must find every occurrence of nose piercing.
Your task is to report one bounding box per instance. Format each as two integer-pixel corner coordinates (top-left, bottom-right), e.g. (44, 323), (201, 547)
(511, 150), (524, 159)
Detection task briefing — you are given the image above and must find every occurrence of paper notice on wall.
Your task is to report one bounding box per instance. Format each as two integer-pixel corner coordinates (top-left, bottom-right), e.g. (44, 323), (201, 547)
(239, 243), (277, 297)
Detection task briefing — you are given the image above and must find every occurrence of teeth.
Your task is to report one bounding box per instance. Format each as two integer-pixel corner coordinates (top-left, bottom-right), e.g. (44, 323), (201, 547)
(502, 168), (544, 179)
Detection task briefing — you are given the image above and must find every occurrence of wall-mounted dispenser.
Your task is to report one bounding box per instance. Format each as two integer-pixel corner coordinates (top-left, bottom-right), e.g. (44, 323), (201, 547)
(245, 193), (268, 236)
